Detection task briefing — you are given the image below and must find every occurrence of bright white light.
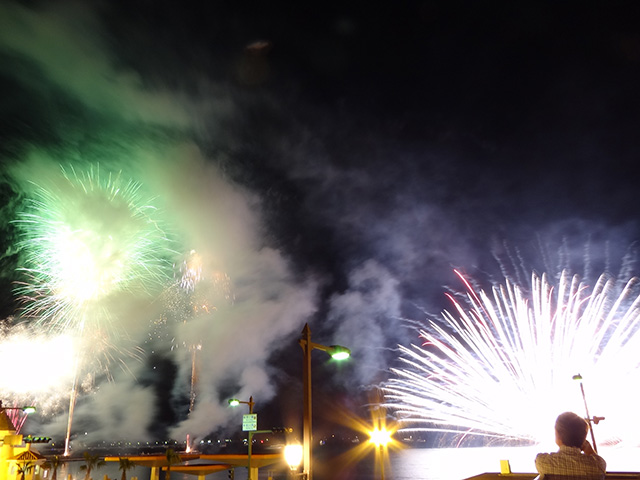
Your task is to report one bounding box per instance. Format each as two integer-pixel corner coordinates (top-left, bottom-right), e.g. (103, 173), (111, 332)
(369, 428), (391, 447)
(284, 444), (303, 469)
(0, 332), (75, 393)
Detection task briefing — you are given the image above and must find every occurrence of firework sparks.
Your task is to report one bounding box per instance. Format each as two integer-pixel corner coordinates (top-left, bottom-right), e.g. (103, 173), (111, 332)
(10, 164), (174, 454)
(12, 163), (172, 379)
(179, 250), (203, 292)
(13, 164), (173, 333)
(384, 269), (640, 447)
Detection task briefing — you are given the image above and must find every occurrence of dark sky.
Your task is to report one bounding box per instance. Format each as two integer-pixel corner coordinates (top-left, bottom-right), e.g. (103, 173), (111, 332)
(1, 0), (640, 445)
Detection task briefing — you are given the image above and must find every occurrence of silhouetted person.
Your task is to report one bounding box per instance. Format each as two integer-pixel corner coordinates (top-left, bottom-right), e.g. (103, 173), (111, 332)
(535, 412), (606, 479)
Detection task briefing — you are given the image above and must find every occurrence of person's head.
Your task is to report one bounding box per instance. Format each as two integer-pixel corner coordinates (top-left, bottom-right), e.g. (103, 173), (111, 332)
(555, 412), (589, 447)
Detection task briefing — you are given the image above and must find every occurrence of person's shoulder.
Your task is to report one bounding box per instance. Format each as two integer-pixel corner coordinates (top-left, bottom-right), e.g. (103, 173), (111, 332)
(535, 451), (553, 465)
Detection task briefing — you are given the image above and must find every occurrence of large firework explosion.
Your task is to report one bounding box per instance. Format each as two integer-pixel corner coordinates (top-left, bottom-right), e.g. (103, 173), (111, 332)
(13, 164), (174, 334)
(384, 269), (640, 447)
(8, 163), (176, 450)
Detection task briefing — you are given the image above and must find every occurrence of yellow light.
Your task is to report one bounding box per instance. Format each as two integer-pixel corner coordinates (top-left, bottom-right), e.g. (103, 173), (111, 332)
(369, 428), (391, 447)
(284, 444), (303, 470)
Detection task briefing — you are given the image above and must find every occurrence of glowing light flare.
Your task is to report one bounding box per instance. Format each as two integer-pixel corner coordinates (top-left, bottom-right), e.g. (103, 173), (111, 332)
(329, 346), (351, 360)
(368, 417), (395, 480)
(0, 331), (76, 393)
(284, 444), (303, 470)
(346, 412), (399, 480)
(317, 390), (402, 479)
(384, 270), (640, 447)
(369, 427), (392, 447)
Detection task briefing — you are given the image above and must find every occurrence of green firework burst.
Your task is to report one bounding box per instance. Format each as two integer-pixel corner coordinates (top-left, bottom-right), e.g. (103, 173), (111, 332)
(13, 163), (175, 334)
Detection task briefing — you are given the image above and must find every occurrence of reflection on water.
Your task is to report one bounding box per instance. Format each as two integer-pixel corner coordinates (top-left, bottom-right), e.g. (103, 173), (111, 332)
(52, 446), (640, 480)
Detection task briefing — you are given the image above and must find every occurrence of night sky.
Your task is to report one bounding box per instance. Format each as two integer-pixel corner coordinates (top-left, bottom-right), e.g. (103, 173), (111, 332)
(1, 0), (640, 446)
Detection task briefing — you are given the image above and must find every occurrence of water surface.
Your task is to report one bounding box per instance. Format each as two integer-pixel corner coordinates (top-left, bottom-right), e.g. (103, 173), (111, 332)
(55, 445), (640, 480)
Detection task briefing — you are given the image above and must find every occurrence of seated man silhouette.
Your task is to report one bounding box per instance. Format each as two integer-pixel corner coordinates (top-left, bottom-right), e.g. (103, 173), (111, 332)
(535, 412), (606, 480)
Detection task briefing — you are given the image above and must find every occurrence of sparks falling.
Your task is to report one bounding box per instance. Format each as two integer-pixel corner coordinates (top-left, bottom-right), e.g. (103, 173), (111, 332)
(384, 269), (640, 447)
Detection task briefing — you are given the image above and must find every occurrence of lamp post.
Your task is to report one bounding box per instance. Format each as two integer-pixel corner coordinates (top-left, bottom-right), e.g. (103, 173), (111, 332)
(299, 323), (350, 480)
(572, 374), (604, 453)
(228, 396), (256, 480)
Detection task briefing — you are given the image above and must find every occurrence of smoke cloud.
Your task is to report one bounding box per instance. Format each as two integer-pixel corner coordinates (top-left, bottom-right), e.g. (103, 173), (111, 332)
(1, 0), (639, 448)
(0, 1), (320, 443)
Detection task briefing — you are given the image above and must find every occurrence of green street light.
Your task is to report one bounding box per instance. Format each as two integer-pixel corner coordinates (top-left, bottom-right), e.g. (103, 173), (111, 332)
(0, 400), (36, 434)
(228, 396), (256, 480)
(228, 396), (254, 414)
(327, 346), (350, 361)
(0, 401), (36, 414)
(299, 323), (350, 480)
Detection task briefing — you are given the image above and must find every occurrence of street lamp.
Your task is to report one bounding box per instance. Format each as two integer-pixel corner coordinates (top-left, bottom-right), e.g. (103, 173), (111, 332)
(299, 323), (350, 480)
(0, 400), (36, 431)
(228, 396), (257, 480)
(572, 374), (604, 453)
(227, 396), (255, 413)
(0, 401), (36, 414)
(284, 444), (303, 477)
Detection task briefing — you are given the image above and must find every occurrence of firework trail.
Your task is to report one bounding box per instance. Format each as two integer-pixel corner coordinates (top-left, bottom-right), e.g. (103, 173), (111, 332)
(384, 269), (640, 447)
(147, 249), (233, 451)
(11, 164), (174, 453)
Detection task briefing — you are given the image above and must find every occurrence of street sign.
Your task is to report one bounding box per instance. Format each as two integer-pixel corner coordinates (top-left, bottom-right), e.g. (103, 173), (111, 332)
(242, 413), (257, 431)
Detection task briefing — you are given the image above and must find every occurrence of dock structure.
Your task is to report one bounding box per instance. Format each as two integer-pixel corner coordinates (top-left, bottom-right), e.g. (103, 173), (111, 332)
(105, 452), (284, 480)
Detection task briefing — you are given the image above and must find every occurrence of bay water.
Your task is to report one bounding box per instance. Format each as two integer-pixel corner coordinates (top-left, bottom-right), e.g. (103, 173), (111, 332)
(54, 445), (640, 480)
